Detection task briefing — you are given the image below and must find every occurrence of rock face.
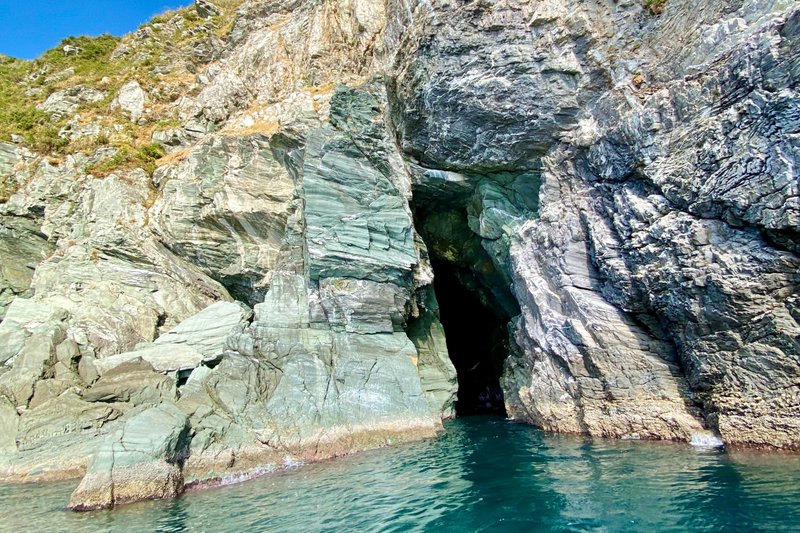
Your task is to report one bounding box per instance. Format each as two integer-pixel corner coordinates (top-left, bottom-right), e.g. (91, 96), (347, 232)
(37, 85), (106, 120)
(388, 0), (799, 447)
(111, 80), (147, 122)
(69, 403), (191, 511)
(149, 135), (295, 305)
(0, 0), (797, 510)
(499, 2), (800, 448)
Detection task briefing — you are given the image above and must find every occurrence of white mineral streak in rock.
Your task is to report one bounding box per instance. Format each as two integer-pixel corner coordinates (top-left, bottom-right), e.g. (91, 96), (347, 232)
(0, 0), (796, 511)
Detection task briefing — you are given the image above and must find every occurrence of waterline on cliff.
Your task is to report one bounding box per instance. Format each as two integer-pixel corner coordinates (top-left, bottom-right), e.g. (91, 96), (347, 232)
(2, 417), (799, 532)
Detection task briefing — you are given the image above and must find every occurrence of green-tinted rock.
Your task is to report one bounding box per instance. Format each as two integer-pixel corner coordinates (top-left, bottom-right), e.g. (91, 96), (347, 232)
(69, 403), (191, 511)
(303, 123), (417, 283)
(0, 215), (54, 320)
(94, 301), (252, 375)
(0, 397), (18, 453)
(83, 359), (176, 406)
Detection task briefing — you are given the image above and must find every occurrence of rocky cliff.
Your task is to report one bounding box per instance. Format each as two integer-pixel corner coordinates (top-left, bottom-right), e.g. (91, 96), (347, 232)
(0, 0), (797, 510)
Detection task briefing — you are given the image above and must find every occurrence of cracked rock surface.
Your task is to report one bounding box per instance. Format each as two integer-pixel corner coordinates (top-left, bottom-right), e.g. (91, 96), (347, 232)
(0, 0), (797, 510)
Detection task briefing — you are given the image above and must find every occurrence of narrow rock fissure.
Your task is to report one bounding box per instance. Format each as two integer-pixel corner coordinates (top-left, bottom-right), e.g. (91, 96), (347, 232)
(430, 258), (509, 417)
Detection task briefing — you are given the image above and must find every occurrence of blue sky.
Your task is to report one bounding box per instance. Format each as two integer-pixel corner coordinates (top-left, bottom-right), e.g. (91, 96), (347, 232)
(0, 1), (191, 59)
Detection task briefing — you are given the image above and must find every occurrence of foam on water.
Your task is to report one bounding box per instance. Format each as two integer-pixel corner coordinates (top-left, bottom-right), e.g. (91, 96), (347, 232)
(690, 431), (725, 448)
(1, 417), (798, 532)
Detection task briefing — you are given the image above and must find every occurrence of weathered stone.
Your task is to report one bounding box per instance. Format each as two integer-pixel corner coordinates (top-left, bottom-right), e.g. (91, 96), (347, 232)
(303, 123), (417, 283)
(153, 301), (251, 354)
(385, 0), (800, 448)
(37, 85), (106, 119)
(6, 167), (233, 357)
(0, 298), (68, 367)
(82, 359), (176, 405)
(0, 397), (18, 453)
(195, 0), (220, 19)
(0, 217), (53, 320)
(407, 288), (458, 418)
(319, 278), (409, 334)
(93, 301), (251, 374)
(15, 391), (122, 452)
(0, 0), (796, 513)
(29, 374), (81, 409)
(150, 136), (295, 305)
(69, 403), (191, 511)
(111, 80), (147, 121)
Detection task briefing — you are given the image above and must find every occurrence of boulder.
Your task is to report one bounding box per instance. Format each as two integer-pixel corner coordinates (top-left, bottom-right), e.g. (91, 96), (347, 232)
(195, 0), (221, 19)
(69, 403), (191, 511)
(152, 301), (251, 356)
(0, 298), (68, 367)
(93, 301), (251, 375)
(111, 80), (147, 122)
(37, 85), (106, 119)
(82, 359), (176, 406)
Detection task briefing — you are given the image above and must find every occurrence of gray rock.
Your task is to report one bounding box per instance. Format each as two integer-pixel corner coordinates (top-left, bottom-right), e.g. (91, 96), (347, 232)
(391, 0), (800, 448)
(37, 86), (106, 120)
(69, 403), (191, 511)
(195, 0), (221, 19)
(150, 135), (295, 305)
(94, 301), (252, 374)
(151, 128), (186, 149)
(0, 0), (796, 512)
(0, 215), (54, 320)
(82, 359), (176, 405)
(15, 392), (122, 452)
(319, 278), (409, 334)
(153, 301), (251, 355)
(5, 167), (232, 358)
(407, 288), (458, 418)
(304, 84), (418, 284)
(111, 80), (147, 122)
(0, 397), (18, 453)
(0, 298), (68, 371)
(0, 141), (19, 178)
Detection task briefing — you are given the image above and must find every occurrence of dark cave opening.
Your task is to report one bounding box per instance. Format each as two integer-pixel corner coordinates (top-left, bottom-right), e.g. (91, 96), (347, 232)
(431, 258), (510, 417)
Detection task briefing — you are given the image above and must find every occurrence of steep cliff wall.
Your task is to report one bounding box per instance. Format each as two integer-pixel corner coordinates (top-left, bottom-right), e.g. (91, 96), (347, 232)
(387, 0), (798, 446)
(0, 0), (796, 510)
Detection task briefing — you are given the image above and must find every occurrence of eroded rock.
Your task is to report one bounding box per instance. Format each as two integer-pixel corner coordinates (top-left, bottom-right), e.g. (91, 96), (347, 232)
(69, 403), (191, 511)
(111, 80), (147, 122)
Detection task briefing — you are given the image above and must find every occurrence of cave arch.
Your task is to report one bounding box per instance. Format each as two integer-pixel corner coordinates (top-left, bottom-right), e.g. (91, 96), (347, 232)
(431, 257), (512, 416)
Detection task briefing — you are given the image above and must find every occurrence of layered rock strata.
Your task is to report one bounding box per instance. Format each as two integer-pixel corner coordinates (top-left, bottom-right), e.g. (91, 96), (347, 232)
(0, 0), (796, 510)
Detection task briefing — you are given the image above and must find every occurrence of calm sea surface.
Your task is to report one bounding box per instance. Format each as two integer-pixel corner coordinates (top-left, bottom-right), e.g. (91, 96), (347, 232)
(1, 416), (799, 532)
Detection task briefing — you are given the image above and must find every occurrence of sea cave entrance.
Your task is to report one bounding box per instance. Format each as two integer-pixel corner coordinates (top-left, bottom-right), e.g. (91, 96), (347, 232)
(430, 257), (514, 417)
(412, 182), (527, 418)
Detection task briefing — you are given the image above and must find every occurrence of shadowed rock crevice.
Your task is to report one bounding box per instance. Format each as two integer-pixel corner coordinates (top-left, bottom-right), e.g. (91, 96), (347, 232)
(411, 185), (522, 416)
(430, 258), (512, 416)
(1, 1), (799, 512)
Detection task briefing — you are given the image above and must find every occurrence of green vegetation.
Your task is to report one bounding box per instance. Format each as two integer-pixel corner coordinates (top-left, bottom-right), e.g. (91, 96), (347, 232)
(643, 0), (667, 15)
(0, 0), (248, 197)
(38, 35), (121, 75)
(0, 34), (124, 153)
(84, 142), (165, 177)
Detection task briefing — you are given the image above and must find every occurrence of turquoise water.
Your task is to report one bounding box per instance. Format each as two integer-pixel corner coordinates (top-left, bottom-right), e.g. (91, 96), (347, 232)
(1, 417), (799, 532)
